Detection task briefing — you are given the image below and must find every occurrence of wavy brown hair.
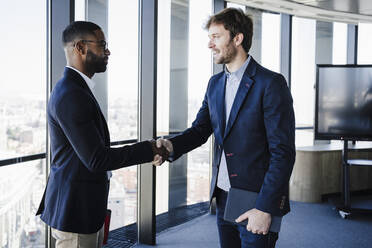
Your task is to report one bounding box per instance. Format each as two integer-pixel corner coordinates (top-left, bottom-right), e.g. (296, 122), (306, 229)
(205, 8), (253, 53)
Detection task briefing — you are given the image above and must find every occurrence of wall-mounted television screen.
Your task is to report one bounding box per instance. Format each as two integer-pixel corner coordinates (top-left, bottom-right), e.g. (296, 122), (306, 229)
(315, 65), (372, 141)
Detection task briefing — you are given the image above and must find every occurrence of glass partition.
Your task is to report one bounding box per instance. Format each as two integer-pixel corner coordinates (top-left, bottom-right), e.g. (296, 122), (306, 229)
(107, 0), (139, 142)
(358, 23), (372, 64)
(156, 0), (212, 214)
(107, 0), (139, 229)
(261, 12), (280, 72)
(332, 22), (348, 64)
(291, 17), (316, 146)
(186, 0), (212, 205)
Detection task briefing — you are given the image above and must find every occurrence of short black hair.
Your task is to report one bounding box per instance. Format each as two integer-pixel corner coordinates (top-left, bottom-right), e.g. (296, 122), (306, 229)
(62, 21), (102, 46)
(205, 8), (253, 53)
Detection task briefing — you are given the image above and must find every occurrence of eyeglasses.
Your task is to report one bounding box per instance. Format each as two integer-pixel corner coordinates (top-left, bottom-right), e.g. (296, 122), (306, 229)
(81, 40), (108, 50)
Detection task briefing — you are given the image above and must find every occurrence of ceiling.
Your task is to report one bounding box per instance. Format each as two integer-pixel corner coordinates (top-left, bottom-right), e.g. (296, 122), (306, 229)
(229, 0), (372, 24)
(289, 0), (372, 16)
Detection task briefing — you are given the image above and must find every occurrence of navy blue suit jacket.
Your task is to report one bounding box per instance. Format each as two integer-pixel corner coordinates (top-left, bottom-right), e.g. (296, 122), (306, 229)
(169, 58), (295, 216)
(37, 68), (153, 234)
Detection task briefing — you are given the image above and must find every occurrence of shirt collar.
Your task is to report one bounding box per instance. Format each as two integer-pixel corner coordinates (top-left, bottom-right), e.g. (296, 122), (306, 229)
(224, 55), (251, 80)
(66, 66), (96, 92)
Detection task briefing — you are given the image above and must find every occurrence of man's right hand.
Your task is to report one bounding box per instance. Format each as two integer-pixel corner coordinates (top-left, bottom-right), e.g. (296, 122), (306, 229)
(152, 138), (173, 166)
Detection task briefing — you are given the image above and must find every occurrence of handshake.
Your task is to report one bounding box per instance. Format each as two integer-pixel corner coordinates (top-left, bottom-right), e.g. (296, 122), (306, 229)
(150, 138), (173, 166)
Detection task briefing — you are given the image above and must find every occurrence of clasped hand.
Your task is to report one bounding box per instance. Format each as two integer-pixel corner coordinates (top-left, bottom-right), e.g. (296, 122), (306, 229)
(151, 138), (173, 166)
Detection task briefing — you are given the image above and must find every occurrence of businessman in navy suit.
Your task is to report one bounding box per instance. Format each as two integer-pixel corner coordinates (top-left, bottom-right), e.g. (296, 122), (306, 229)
(36, 21), (167, 248)
(156, 8), (295, 247)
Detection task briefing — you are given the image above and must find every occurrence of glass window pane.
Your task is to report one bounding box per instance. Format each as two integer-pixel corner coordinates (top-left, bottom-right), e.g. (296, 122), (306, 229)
(332, 22), (347, 64)
(158, 0), (191, 212)
(226, 2), (246, 10)
(107, 0), (139, 142)
(75, 0), (86, 21)
(246, 7), (262, 62)
(291, 17), (316, 128)
(156, 0), (212, 213)
(107, 160), (137, 228)
(187, 0), (212, 205)
(106, 0), (139, 228)
(0, 160), (46, 247)
(357, 23), (372, 64)
(156, 0), (171, 215)
(316, 21), (333, 65)
(261, 12), (280, 73)
(0, 0), (46, 160)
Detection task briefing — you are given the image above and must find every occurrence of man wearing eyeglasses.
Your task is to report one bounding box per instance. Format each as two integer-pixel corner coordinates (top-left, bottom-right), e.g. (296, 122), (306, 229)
(36, 21), (167, 248)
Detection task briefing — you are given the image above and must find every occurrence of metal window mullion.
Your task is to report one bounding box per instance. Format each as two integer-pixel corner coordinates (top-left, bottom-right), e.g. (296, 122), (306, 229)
(46, 1), (51, 246)
(280, 13), (292, 89)
(347, 24), (358, 65)
(212, 0), (225, 74)
(48, 0), (75, 247)
(209, 0), (225, 215)
(137, 0), (157, 245)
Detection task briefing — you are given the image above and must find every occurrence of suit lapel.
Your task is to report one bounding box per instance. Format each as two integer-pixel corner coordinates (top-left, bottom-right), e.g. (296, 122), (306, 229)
(64, 68), (111, 144)
(223, 59), (257, 140)
(215, 73), (227, 143)
(87, 91), (110, 144)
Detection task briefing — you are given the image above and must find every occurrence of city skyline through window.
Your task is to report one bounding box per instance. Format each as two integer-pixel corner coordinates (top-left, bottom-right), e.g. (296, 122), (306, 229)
(0, 0), (47, 247)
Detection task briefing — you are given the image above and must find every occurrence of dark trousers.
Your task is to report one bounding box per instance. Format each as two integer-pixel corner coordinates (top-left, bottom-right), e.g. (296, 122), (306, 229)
(215, 188), (278, 248)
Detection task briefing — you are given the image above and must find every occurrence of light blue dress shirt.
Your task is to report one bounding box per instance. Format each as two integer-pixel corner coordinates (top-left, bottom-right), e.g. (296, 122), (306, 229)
(217, 56), (251, 192)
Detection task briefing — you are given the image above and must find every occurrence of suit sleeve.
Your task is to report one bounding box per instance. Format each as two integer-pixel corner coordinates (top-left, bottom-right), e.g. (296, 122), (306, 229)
(169, 81), (214, 161)
(255, 74), (296, 214)
(55, 90), (153, 172)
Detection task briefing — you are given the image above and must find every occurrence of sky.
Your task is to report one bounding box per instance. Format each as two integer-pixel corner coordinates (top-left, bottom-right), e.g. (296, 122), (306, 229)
(0, 0), (212, 102)
(1, 0), (47, 99)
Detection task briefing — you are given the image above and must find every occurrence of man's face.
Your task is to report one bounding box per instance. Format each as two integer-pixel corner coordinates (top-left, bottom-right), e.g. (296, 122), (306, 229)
(208, 23), (237, 64)
(84, 29), (110, 73)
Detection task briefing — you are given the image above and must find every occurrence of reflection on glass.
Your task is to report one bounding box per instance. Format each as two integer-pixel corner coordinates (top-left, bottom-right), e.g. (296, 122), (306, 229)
(0, 160), (46, 247)
(0, 0), (46, 160)
(291, 17), (316, 127)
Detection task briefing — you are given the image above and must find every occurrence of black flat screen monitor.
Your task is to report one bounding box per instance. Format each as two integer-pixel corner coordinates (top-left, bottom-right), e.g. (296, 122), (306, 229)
(315, 65), (372, 141)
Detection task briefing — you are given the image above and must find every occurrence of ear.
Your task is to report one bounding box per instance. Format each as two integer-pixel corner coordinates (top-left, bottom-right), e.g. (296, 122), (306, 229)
(234, 33), (244, 47)
(75, 40), (86, 55)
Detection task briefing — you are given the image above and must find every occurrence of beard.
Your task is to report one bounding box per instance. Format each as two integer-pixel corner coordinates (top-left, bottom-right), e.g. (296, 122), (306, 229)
(214, 40), (237, 64)
(86, 49), (107, 74)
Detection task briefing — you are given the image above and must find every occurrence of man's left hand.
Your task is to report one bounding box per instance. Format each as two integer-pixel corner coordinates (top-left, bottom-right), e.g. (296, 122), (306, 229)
(235, 208), (271, 235)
